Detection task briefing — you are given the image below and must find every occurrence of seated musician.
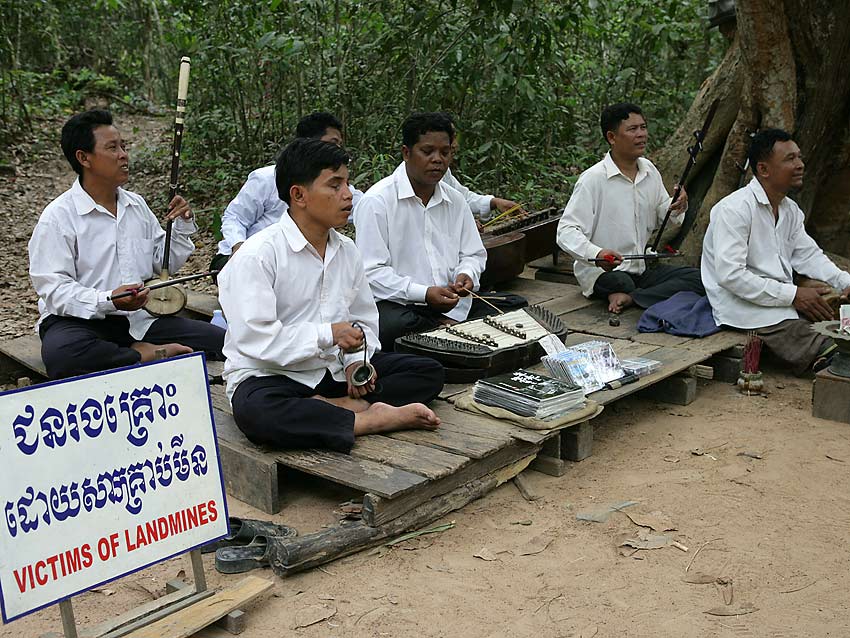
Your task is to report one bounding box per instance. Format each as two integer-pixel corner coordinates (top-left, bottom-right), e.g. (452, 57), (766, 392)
(28, 109), (225, 380)
(210, 112), (364, 273)
(218, 138), (444, 453)
(354, 112), (526, 351)
(702, 128), (848, 374)
(557, 103), (704, 314)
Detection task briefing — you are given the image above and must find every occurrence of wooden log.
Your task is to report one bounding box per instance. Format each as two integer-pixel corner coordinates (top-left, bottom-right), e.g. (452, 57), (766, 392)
(268, 455), (536, 576)
(512, 471), (541, 501)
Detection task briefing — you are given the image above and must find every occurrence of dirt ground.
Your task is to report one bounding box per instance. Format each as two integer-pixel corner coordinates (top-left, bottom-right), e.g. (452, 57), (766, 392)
(2, 116), (850, 637)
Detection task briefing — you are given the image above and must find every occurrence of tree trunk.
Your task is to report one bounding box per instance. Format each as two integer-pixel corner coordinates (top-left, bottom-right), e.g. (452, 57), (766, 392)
(654, 0), (850, 260)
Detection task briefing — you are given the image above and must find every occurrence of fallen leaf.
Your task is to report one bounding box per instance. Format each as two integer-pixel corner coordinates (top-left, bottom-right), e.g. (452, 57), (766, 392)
(663, 455), (680, 463)
(618, 531), (677, 551)
(625, 510), (677, 532)
(576, 500), (639, 523)
(474, 547), (498, 561)
(683, 572), (719, 584)
(295, 604), (337, 628)
(519, 535), (555, 556)
(704, 602), (758, 616)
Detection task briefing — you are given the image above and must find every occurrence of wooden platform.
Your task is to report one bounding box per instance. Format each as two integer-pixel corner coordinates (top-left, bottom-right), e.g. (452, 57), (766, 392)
(0, 278), (746, 533)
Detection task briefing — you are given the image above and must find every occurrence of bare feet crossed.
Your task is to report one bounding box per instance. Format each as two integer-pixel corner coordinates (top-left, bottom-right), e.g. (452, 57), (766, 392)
(607, 292), (633, 314)
(353, 402), (441, 436)
(131, 341), (193, 362)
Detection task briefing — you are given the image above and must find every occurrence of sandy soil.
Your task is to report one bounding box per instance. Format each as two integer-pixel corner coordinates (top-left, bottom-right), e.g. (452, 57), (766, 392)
(2, 117), (850, 637)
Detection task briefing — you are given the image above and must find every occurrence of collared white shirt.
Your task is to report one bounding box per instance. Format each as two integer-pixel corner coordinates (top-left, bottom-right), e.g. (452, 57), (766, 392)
(28, 178), (197, 340)
(218, 211), (379, 401)
(702, 178), (850, 329)
(353, 162), (487, 322)
(442, 167), (492, 216)
(217, 165), (364, 255)
(556, 152), (679, 296)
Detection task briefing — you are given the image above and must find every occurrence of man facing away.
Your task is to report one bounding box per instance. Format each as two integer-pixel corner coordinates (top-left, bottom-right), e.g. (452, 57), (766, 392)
(28, 109), (225, 379)
(557, 103), (704, 313)
(702, 128), (849, 374)
(354, 112), (525, 351)
(218, 138), (444, 453)
(210, 112), (364, 273)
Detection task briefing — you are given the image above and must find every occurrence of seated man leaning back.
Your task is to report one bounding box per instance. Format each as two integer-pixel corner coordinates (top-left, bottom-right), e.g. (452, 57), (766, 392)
(210, 111), (364, 273)
(557, 102), (704, 314)
(218, 138), (444, 454)
(702, 128), (849, 375)
(354, 111), (526, 351)
(28, 109), (225, 380)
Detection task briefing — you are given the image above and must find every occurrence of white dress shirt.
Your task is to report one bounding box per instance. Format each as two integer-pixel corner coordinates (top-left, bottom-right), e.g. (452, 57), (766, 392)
(28, 178), (197, 340)
(442, 167), (493, 216)
(702, 178), (850, 329)
(353, 162), (487, 322)
(217, 165), (364, 255)
(218, 211), (380, 401)
(556, 152), (679, 296)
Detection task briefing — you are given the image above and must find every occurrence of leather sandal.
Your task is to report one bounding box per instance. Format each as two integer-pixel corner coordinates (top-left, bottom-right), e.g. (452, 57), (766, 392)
(201, 517), (297, 554)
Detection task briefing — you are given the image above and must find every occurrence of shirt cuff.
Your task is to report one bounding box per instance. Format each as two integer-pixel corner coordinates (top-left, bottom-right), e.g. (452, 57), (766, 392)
(583, 243), (603, 262)
(174, 217), (198, 234)
(407, 283), (429, 303)
(317, 323), (334, 349)
(836, 271), (850, 291)
(98, 290), (117, 314)
(779, 283), (798, 307)
(477, 197), (494, 215)
(342, 351), (369, 372)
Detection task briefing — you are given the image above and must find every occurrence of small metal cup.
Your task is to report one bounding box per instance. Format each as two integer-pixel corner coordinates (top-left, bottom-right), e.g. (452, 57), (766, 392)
(350, 361), (376, 387)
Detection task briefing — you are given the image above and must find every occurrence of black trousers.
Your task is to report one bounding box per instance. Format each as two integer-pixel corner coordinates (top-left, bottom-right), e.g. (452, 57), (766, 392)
(39, 314), (225, 379)
(230, 352), (445, 454)
(209, 253), (230, 284)
(376, 293), (528, 351)
(591, 265), (705, 309)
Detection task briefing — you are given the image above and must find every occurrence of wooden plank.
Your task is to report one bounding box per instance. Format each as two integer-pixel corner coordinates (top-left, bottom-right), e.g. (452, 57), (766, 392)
(501, 277), (568, 305)
(387, 425), (507, 459)
(434, 401), (551, 444)
(0, 334), (46, 377)
(185, 289), (219, 317)
(540, 286), (594, 316)
(362, 441), (539, 526)
(350, 435), (471, 480)
(560, 304), (643, 340)
(124, 576), (273, 638)
(680, 329), (748, 354)
(165, 580), (245, 635)
(80, 587), (208, 638)
(631, 331), (693, 347)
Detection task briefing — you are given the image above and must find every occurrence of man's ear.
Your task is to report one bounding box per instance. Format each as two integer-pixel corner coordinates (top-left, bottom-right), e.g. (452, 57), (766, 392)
(290, 184), (307, 206)
(401, 145), (410, 162)
(755, 160), (768, 178)
(75, 149), (90, 169)
(605, 130), (616, 146)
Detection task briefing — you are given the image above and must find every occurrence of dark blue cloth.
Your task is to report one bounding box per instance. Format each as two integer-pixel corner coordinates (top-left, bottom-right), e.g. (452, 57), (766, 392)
(637, 292), (721, 337)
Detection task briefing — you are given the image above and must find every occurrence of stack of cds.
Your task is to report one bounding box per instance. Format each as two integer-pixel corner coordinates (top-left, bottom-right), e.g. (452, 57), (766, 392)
(620, 357), (662, 378)
(473, 369), (585, 420)
(542, 340), (624, 393)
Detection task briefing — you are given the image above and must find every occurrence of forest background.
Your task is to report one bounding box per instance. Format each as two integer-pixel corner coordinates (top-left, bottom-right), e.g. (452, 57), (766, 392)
(0, 0), (724, 237)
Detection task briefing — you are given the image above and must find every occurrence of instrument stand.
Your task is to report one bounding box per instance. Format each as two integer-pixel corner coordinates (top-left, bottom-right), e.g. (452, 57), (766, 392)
(42, 550), (217, 638)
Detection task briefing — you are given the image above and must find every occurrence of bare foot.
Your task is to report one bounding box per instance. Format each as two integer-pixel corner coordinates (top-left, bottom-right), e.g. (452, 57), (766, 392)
(607, 292), (633, 314)
(131, 341), (193, 362)
(353, 402), (441, 436)
(312, 395), (370, 413)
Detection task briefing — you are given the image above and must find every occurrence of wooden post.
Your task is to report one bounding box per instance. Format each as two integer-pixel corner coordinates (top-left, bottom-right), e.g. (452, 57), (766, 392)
(190, 549), (207, 593)
(59, 599), (78, 638)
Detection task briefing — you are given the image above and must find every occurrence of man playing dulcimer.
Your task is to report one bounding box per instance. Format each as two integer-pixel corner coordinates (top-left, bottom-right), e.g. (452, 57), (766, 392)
(28, 110), (225, 379)
(557, 103), (704, 314)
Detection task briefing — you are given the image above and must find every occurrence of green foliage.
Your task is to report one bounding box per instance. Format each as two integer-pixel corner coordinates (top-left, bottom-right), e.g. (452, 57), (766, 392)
(0, 0), (724, 215)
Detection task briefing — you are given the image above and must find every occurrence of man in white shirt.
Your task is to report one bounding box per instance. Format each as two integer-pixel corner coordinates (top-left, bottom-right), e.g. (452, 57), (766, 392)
(702, 128), (849, 374)
(218, 139), (443, 453)
(557, 103), (703, 313)
(210, 112), (364, 274)
(29, 110), (225, 379)
(355, 112), (526, 351)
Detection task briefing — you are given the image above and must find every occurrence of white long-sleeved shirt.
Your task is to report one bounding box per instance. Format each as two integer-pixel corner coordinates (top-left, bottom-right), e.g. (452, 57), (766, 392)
(28, 178), (197, 340)
(556, 152), (680, 296)
(218, 211), (379, 401)
(701, 178), (850, 329)
(353, 162), (487, 322)
(217, 165), (364, 255)
(442, 167), (493, 216)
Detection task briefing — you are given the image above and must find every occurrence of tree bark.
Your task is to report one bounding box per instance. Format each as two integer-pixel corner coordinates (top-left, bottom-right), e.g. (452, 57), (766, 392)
(654, 0), (850, 259)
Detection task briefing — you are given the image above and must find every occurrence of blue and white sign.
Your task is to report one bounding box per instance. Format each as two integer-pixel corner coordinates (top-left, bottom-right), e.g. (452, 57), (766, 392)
(0, 353), (229, 622)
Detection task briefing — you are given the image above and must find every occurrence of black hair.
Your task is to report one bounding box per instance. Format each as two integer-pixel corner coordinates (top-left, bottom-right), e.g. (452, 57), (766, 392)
(61, 109), (114, 176)
(275, 138), (350, 205)
(401, 112), (455, 148)
(600, 102), (644, 144)
(295, 112), (344, 139)
(748, 128), (793, 173)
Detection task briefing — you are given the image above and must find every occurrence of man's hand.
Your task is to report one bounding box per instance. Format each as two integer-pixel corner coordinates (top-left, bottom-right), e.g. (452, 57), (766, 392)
(345, 362), (376, 398)
(449, 273), (474, 297)
(332, 322), (364, 351)
(426, 286), (460, 311)
(491, 197), (519, 213)
(671, 186), (688, 215)
(231, 241), (244, 254)
(841, 286), (850, 301)
(111, 283), (149, 311)
(594, 249), (623, 272)
(793, 286), (834, 322)
(164, 195), (192, 221)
